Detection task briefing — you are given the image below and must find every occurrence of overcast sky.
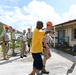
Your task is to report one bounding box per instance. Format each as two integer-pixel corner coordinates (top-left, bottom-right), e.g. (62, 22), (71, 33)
(0, 0), (76, 31)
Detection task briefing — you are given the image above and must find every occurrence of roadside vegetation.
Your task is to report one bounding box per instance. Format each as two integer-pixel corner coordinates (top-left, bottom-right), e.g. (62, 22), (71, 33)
(54, 42), (76, 56)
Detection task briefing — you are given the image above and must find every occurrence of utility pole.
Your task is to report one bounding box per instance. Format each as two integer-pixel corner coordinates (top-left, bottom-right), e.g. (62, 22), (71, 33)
(30, 26), (32, 31)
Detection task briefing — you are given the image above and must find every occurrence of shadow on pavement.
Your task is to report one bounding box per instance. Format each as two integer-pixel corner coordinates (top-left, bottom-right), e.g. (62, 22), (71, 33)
(66, 62), (75, 75)
(0, 56), (20, 65)
(51, 48), (76, 75)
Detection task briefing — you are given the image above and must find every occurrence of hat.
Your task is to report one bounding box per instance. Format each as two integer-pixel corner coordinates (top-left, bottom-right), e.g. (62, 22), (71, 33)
(28, 28), (31, 30)
(5, 25), (9, 29)
(46, 21), (52, 27)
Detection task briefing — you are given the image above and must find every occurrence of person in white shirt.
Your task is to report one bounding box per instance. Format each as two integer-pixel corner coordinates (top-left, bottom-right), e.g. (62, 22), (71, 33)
(26, 28), (32, 52)
(1, 25), (11, 60)
(20, 30), (27, 58)
(42, 21), (54, 74)
(12, 29), (17, 56)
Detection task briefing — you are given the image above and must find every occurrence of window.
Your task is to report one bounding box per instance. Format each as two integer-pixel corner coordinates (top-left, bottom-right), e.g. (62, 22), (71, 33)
(73, 28), (76, 39)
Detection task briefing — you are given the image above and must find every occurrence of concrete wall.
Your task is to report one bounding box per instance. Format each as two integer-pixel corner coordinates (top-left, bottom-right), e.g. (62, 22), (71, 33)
(65, 27), (76, 46)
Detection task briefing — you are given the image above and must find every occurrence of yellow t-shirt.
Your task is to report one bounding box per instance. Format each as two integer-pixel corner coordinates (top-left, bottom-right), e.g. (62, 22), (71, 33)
(30, 28), (45, 53)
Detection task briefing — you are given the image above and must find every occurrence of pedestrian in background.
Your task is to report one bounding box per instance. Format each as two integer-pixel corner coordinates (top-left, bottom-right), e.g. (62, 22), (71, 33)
(1, 25), (11, 60)
(20, 30), (27, 58)
(12, 29), (17, 56)
(26, 28), (32, 52)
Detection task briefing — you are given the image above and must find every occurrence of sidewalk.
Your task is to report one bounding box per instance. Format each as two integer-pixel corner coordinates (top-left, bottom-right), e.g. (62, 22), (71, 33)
(0, 48), (76, 75)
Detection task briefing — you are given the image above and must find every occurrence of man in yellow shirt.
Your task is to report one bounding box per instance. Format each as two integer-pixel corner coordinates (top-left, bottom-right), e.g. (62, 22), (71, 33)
(29, 21), (54, 75)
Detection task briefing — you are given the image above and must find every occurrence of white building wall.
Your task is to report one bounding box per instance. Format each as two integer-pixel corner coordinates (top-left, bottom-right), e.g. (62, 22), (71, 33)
(65, 27), (76, 46)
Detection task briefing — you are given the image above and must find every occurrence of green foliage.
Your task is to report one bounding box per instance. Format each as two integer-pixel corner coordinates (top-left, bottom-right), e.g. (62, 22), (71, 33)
(0, 22), (5, 41)
(10, 40), (21, 49)
(55, 44), (76, 56)
(0, 22), (4, 34)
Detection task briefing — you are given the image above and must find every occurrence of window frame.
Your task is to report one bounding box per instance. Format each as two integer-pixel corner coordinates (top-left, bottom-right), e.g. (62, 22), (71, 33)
(72, 28), (76, 40)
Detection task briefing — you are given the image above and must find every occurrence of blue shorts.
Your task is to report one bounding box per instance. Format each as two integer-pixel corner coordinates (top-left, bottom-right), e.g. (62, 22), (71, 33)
(32, 53), (43, 70)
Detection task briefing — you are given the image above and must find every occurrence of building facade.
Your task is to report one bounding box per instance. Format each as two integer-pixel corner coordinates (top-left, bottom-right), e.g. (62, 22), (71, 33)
(53, 19), (76, 46)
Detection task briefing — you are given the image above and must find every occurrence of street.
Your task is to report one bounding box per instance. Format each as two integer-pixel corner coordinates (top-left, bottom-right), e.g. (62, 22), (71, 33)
(0, 48), (76, 75)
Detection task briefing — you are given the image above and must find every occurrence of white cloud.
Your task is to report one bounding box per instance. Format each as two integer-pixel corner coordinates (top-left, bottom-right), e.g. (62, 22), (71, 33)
(0, 0), (76, 32)
(9, 0), (18, 3)
(23, 0), (62, 24)
(62, 5), (76, 22)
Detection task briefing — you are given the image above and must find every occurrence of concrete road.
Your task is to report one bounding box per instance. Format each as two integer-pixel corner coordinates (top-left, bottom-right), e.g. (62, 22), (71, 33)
(0, 48), (76, 75)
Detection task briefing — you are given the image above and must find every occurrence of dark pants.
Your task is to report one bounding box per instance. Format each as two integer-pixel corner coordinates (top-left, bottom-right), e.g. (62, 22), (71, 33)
(12, 39), (16, 54)
(32, 53), (43, 70)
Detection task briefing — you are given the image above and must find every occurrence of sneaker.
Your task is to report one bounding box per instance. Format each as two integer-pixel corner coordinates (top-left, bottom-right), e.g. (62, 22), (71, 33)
(41, 70), (49, 74)
(20, 56), (23, 58)
(4, 57), (9, 60)
(23, 55), (27, 57)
